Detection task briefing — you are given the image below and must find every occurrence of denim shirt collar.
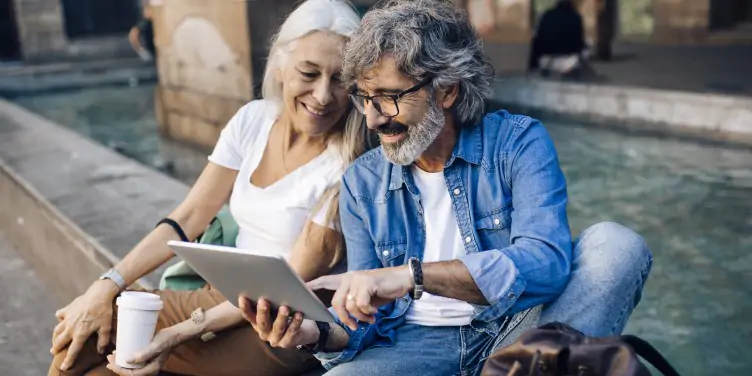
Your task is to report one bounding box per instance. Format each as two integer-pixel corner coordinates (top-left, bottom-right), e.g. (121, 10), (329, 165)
(388, 122), (484, 191)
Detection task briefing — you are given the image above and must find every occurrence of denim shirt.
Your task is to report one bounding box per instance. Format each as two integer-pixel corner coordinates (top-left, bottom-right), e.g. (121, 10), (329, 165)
(316, 111), (573, 369)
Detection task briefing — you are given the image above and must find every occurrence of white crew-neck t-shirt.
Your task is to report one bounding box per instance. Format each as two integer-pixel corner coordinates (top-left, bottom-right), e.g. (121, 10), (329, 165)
(405, 166), (476, 326)
(207, 99), (344, 260)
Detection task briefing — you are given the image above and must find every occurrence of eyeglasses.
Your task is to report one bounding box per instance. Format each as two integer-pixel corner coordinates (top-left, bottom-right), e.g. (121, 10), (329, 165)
(348, 77), (433, 117)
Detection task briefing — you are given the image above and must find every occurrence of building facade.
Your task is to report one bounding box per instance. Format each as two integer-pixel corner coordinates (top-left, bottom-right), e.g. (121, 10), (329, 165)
(0, 0), (141, 62)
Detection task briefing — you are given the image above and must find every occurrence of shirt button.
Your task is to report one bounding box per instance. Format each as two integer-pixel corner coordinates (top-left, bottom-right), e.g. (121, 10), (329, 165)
(464, 236), (472, 244)
(494, 218), (500, 225)
(382, 250), (390, 257)
(508, 292), (516, 300)
(453, 188), (461, 195)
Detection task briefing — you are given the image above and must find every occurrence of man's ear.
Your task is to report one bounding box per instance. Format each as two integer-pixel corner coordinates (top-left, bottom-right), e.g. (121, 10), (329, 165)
(438, 84), (460, 110)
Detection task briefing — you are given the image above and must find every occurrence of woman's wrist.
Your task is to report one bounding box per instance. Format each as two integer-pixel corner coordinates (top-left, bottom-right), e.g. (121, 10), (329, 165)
(168, 319), (204, 345)
(90, 278), (122, 300)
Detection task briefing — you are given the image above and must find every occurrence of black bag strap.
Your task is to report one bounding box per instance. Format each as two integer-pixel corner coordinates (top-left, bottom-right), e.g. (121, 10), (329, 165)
(620, 335), (681, 376)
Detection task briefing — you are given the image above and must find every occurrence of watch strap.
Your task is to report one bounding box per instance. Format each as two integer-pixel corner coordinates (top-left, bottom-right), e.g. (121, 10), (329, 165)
(408, 257), (424, 300)
(99, 268), (126, 290)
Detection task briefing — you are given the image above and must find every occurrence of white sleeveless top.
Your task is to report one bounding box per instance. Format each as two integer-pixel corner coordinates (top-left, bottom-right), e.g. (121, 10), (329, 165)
(208, 100), (344, 260)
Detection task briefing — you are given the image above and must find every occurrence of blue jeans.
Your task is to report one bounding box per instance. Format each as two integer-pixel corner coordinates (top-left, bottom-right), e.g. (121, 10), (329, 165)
(324, 222), (653, 376)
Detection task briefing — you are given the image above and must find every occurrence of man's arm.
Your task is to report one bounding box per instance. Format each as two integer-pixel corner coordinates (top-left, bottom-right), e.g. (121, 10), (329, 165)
(417, 120), (572, 319)
(423, 260), (487, 304)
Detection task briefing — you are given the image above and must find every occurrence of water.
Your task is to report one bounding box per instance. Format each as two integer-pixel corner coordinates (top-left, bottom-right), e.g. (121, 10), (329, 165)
(13, 85), (752, 375)
(12, 85), (207, 185)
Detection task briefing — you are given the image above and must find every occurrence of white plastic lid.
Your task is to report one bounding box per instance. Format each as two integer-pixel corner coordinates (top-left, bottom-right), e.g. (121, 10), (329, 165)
(116, 291), (164, 311)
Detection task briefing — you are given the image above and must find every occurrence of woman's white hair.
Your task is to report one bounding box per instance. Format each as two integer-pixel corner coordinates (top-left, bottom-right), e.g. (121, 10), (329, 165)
(261, 0), (371, 267)
(262, 0), (360, 101)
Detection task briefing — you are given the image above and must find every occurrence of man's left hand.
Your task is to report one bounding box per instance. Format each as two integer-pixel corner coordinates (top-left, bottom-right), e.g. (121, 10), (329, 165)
(307, 267), (413, 330)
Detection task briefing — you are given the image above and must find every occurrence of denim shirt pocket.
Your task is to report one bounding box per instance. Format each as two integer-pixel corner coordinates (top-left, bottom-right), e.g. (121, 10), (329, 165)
(474, 207), (512, 251)
(375, 240), (408, 268)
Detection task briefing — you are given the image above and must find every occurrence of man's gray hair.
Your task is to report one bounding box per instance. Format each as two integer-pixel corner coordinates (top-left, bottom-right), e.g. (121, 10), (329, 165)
(343, 0), (494, 126)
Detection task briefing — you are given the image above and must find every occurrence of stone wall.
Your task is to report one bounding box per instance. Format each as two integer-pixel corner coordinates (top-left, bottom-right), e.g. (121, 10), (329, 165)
(12, 0), (68, 62)
(652, 0), (711, 42)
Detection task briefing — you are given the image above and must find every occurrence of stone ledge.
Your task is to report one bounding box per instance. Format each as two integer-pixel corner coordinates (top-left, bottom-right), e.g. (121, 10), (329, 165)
(493, 77), (752, 146)
(0, 99), (191, 297)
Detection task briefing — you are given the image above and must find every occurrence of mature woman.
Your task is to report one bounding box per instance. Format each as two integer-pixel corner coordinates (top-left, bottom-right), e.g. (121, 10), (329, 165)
(48, 1), (370, 375)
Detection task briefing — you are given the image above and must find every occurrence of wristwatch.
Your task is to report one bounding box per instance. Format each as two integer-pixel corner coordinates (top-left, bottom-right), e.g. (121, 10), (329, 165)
(297, 321), (331, 354)
(98, 268), (126, 290)
(407, 257), (424, 300)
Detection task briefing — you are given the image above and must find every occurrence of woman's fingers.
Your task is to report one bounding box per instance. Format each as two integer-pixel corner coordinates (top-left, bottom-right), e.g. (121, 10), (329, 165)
(279, 312), (304, 348)
(50, 325), (72, 354)
(238, 296), (257, 326)
(106, 352), (160, 376)
(255, 299), (272, 339)
(61, 330), (89, 371)
(96, 323), (112, 354)
(268, 305), (291, 346)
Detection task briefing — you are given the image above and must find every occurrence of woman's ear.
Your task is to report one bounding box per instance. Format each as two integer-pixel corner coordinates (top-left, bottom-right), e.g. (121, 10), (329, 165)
(274, 67), (283, 82)
(439, 84), (460, 110)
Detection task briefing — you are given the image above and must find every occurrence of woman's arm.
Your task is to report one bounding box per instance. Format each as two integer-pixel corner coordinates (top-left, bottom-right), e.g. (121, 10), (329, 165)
(110, 162), (238, 290)
(289, 221), (343, 282)
(52, 163), (238, 369)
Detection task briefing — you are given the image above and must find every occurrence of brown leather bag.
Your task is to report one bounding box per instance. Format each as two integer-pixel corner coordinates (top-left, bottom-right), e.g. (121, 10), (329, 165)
(482, 322), (680, 376)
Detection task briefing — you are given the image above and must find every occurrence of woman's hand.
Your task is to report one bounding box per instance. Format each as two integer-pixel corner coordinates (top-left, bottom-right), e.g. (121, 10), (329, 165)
(104, 327), (182, 376)
(51, 280), (120, 371)
(238, 297), (320, 349)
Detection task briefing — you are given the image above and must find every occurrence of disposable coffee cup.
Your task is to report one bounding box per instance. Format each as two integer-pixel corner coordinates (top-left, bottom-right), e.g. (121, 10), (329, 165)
(115, 291), (163, 369)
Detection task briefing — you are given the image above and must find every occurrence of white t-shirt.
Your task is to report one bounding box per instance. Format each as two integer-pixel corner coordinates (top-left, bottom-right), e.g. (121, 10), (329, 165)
(405, 166), (476, 326)
(208, 99), (344, 260)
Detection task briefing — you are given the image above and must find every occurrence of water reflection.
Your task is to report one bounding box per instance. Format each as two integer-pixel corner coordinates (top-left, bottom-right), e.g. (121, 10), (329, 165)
(13, 85), (752, 376)
(13, 85), (207, 185)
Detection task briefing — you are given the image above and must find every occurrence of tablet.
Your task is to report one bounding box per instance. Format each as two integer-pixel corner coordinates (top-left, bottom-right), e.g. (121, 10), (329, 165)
(167, 240), (335, 323)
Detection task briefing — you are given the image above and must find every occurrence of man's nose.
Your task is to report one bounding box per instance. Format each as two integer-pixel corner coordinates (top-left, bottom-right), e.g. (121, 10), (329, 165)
(364, 102), (389, 130)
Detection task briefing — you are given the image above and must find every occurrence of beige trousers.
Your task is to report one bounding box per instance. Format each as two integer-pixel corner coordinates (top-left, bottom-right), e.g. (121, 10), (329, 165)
(48, 286), (321, 376)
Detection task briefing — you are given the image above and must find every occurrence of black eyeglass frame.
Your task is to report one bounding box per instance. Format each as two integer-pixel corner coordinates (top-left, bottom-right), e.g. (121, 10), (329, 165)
(348, 76), (434, 117)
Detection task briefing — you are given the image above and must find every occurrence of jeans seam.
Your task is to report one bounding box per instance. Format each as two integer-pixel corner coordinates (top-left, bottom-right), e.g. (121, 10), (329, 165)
(459, 326), (468, 376)
(610, 254), (653, 334)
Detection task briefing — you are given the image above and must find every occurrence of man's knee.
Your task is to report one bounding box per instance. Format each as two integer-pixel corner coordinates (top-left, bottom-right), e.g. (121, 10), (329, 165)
(573, 222), (653, 289)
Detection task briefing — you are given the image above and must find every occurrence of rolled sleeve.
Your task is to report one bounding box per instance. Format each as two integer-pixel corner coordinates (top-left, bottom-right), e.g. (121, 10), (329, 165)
(462, 119), (572, 322)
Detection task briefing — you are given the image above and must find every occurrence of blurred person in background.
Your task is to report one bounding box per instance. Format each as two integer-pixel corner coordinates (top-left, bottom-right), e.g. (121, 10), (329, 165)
(48, 1), (372, 375)
(129, 0), (156, 61)
(527, 0), (595, 79)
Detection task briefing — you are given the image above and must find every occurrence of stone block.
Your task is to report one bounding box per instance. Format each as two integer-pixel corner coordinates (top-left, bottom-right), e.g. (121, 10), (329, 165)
(652, 0), (711, 43)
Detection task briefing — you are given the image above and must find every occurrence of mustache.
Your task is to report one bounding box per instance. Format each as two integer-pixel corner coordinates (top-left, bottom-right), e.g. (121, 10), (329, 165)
(376, 121), (409, 135)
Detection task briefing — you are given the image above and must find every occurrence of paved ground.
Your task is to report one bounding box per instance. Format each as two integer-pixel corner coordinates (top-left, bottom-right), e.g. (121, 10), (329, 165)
(0, 232), (57, 375)
(484, 42), (752, 96)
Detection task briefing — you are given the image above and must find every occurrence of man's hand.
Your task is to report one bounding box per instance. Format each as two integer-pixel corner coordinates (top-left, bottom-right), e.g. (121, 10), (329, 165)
(307, 267), (413, 330)
(51, 279), (119, 371)
(238, 297), (320, 348)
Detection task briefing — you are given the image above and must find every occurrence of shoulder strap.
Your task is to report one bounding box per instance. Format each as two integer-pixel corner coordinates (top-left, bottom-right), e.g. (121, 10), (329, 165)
(620, 335), (681, 376)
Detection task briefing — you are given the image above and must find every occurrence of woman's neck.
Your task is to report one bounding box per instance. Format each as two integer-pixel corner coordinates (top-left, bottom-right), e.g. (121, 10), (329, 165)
(278, 114), (329, 152)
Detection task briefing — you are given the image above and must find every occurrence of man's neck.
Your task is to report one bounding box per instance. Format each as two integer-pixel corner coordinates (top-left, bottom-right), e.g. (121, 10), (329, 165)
(413, 116), (458, 173)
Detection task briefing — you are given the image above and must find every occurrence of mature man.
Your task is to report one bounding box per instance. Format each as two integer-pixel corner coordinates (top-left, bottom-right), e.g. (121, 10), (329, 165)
(241, 1), (652, 374)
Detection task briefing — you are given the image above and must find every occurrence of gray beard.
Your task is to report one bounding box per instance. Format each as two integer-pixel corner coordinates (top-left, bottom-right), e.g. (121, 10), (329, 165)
(381, 101), (445, 166)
